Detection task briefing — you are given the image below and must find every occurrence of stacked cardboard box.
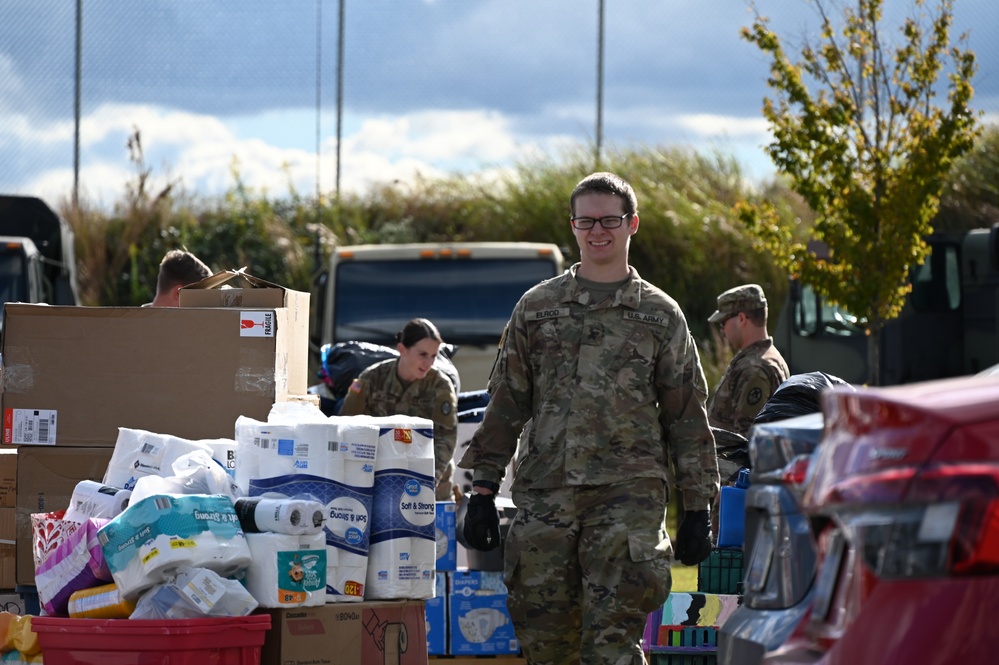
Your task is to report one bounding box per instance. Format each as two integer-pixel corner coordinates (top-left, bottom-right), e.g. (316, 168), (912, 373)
(1, 271), (309, 587)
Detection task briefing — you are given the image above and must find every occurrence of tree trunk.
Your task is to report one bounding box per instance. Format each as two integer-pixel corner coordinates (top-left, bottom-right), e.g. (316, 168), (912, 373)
(867, 326), (881, 386)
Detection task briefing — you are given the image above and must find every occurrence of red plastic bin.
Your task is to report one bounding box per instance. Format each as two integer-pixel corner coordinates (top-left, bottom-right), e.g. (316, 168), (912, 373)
(31, 614), (271, 665)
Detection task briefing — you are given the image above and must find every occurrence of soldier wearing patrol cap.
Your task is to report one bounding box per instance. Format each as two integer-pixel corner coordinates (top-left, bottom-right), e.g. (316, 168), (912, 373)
(459, 172), (719, 665)
(707, 284), (789, 450)
(339, 318), (459, 501)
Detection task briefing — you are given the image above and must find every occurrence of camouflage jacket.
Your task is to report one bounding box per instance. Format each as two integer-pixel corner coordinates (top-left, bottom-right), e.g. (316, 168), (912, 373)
(339, 358), (458, 483)
(707, 337), (789, 437)
(458, 264), (719, 510)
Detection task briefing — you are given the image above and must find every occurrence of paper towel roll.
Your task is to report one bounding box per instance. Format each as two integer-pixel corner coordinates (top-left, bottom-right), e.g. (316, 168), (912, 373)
(64, 481), (131, 522)
(244, 532), (327, 607)
(234, 497), (325, 535)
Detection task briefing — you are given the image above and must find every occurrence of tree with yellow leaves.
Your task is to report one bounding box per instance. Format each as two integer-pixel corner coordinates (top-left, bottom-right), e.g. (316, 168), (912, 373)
(739, 0), (979, 385)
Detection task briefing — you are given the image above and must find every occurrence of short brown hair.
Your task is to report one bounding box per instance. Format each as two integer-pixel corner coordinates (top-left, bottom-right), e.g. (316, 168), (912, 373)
(570, 172), (639, 216)
(156, 249), (211, 295)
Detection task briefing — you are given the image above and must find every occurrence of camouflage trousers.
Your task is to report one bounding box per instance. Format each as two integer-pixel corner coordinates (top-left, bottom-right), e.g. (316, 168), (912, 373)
(506, 479), (673, 665)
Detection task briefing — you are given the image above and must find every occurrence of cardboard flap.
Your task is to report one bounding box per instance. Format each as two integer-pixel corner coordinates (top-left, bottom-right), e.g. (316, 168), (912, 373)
(184, 268), (285, 292)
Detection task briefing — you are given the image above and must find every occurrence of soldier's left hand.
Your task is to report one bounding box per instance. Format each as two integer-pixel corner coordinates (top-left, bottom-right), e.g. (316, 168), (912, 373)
(674, 510), (711, 566)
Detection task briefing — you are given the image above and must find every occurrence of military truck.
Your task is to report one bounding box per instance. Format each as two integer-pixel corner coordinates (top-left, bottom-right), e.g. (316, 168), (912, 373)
(774, 226), (999, 385)
(0, 196), (79, 328)
(309, 241), (566, 392)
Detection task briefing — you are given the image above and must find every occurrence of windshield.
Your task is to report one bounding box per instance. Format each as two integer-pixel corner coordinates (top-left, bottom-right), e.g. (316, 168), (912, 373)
(333, 258), (558, 345)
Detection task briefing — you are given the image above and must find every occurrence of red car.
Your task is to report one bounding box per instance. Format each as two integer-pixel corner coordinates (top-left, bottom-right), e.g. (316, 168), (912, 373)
(765, 374), (999, 664)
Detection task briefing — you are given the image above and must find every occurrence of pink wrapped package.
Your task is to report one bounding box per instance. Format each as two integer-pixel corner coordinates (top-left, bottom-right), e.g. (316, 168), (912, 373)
(31, 510), (80, 571)
(35, 517), (112, 616)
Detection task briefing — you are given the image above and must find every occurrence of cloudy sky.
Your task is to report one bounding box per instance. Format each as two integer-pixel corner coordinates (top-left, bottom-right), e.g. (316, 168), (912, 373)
(2, 0), (997, 209)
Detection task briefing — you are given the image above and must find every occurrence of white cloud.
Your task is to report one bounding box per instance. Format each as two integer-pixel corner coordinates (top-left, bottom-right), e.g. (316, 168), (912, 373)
(1, 103), (559, 209)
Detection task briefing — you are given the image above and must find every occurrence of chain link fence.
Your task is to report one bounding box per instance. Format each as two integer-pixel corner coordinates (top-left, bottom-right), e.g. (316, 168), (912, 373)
(2, 1), (997, 208)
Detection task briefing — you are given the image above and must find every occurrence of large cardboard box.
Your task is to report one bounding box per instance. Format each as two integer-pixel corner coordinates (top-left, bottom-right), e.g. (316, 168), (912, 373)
(179, 269), (309, 395)
(15, 446), (114, 585)
(263, 600), (428, 665)
(1, 302), (307, 446)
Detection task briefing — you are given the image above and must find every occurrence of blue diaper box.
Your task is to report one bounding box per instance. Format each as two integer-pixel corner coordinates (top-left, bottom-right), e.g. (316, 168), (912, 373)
(436, 501), (457, 572)
(448, 569), (519, 656)
(426, 571), (448, 655)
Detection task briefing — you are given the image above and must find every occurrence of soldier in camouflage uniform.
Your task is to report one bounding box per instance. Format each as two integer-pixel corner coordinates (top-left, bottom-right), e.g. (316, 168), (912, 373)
(459, 173), (719, 665)
(340, 318), (458, 501)
(706, 284), (789, 482)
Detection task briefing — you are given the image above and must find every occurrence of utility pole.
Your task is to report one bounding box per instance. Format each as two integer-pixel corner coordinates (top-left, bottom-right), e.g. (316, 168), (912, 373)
(73, 0), (82, 209)
(595, 0), (605, 169)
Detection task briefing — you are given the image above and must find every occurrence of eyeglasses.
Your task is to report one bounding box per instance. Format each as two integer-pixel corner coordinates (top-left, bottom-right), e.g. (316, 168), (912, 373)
(570, 214), (632, 230)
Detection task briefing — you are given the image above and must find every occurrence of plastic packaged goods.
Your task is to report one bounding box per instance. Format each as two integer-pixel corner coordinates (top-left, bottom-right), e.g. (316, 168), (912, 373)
(67, 583), (136, 619)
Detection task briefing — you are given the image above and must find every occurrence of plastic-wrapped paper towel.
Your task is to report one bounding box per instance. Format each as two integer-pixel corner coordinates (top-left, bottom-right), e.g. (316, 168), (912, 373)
(234, 415), (378, 602)
(104, 428), (215, 490)
(243, 532), (327, 607)
(63, 481), (131, 522)
(234, 496), (325, 535)
(97, 494), (252, 600)
(364, 415), (437, 600)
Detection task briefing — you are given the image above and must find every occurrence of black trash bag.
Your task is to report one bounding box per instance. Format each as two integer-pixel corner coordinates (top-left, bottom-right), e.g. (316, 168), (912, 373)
(317, 340), (462, 412)
(753, 371), (852, 425)
(712, 426), (750, 482)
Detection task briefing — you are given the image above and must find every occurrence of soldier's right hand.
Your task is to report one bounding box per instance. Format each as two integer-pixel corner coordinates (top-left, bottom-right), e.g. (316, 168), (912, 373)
(462, 492), (501, 551)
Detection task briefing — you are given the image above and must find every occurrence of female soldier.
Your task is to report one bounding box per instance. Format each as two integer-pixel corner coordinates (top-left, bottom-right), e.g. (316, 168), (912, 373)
(339, 318), (459, 500)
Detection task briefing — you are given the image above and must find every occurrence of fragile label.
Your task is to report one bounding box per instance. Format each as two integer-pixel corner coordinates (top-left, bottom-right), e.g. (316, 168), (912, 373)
(3, 408), (57, 445)
(239, 311), (275, 337)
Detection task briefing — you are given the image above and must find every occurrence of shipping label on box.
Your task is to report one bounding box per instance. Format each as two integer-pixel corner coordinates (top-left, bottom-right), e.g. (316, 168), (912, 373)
(263, 600), (428, 665)
(426, 571), (448, 655)
(448, 569), (519, 656)
(435, 501), (456, 572)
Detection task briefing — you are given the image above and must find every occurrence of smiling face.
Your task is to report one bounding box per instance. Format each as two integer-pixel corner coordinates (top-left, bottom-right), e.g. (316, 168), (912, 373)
(396, 337), (441, 382)
(571, 192), (638, 280)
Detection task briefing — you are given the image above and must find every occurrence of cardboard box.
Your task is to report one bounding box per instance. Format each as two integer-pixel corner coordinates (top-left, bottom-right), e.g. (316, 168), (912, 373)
(448, 569), (519, 656)
(435, 501), (456, 572)
(179, 268), (310, 394)
(426, 571), (448, 655)
(262, 600), (428, 665)
(15, 446), (114, 585)
(1, 302), (307, 446)
(0, 451), (16, 508)
(0, 508), (14, 589)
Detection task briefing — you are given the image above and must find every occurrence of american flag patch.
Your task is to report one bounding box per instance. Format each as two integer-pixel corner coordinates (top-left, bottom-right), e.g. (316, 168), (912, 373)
(348, 378), (363, 394)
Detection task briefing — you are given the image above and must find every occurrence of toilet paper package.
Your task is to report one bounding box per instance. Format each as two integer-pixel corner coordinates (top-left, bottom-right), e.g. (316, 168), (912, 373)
(104, 428), (215, 490)
(97, 493), (252, 600)
(234, 496), (326, 535)
(243, 531), (327, 607)
(35, 517), (112, 616)
(236, 415), (378, 603)
(364, 415), (437, 600)
(448, 569), (520, 655)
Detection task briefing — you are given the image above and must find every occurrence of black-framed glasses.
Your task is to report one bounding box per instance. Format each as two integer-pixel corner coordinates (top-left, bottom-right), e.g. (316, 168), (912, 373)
(570, 214), (631, 230)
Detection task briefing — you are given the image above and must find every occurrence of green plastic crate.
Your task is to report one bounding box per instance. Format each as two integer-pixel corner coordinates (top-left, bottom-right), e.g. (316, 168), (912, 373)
(650, 655), (717, 665)
(697, 548), (744, 595)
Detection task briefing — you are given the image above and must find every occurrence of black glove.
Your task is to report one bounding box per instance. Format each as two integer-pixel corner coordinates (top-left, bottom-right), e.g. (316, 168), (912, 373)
(462, 492), (501, 551)
(674, 510), (711, 566)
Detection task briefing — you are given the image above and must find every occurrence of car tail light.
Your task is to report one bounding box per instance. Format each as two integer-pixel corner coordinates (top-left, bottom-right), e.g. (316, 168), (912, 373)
(781, 454), (812, 487)
(820, 464), (999, 580)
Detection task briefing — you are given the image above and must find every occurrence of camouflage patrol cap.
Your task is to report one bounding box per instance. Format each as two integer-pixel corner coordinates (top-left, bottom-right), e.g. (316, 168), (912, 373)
(708, 283), (767, 323)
